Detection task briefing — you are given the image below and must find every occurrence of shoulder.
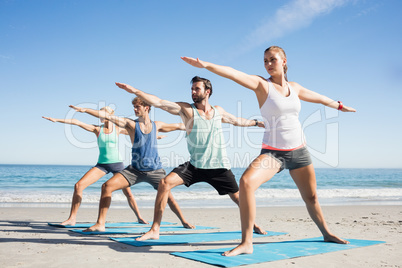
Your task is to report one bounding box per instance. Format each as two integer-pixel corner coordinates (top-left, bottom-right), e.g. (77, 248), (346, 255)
(125, 118), (137, 129)
(288, 81), (302, 88)
(288, 81), (302, 94)
(176, 102), (192, 108)
(153, 120), (165, 129)
(213, 105), (226, 115)
(213, 105), (224, 111)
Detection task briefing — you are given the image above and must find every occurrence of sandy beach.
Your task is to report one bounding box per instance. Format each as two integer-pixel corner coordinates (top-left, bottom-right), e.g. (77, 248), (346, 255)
(0, 205), (400, 268)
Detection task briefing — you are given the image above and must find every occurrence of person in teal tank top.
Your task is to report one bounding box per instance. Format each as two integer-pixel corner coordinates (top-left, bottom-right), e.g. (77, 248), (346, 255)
(115, 76), (266, 242)
(70, 97), (192, 232)
(43, 106), (148, 226)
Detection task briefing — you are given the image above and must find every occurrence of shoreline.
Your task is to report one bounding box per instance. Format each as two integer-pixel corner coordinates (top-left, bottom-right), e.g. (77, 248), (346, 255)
(1, 205), (400, 267)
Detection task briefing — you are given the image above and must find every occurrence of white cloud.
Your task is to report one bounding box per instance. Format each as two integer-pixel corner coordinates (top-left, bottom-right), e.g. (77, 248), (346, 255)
(228, 0), (351, 58)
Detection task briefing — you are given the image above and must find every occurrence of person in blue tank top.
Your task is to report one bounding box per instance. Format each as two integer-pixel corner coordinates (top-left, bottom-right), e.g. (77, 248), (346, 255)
(43, 106), (148, 226)
(182, 47), (356, 256)
(70, 97), (192, 232)
(115, 77), (266, 242)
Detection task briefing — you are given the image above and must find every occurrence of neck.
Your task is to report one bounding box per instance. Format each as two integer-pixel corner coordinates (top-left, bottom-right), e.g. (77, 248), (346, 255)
(194, 99), (211, 112)
(137, 113), (151, 123)
(269, 75), (287, 86)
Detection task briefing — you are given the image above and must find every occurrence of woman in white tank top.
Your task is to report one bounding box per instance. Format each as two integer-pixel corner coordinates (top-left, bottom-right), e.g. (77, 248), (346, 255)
(182, 46), (356, 256)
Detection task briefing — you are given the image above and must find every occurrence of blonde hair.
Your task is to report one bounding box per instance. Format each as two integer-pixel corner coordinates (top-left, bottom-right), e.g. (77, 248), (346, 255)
(100, 106), (115, 115)
(265, 46), (288, 81)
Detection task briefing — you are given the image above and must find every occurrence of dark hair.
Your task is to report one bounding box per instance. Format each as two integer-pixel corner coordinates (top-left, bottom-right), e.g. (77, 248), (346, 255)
(132, 97), (151, 112)
(191, 76), (213, 97)
(264, 46), (288, 81)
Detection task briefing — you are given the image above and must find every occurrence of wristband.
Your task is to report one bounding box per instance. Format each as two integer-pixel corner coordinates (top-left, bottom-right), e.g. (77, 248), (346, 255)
(253, 119), (258, 126)
(337, 101), (343, 111)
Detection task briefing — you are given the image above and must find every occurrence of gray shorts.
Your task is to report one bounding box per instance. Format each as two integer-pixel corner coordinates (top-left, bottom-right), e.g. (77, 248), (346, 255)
(260, 146), (312, 173)
(119, 165), (166, 189)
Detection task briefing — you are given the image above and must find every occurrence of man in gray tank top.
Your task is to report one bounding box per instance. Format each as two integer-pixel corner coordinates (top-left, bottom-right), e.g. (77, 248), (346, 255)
(115, 76), (266, 242)
(69, 97), (193, 232)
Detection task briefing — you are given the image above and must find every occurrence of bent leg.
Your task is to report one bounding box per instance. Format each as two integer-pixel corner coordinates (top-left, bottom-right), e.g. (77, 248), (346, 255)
(167, 191), (194, 229)
(290, 164), (349, 244)
(62, 167), (106, 226)
(84, 173), (130, 232)
(122, 187), (148, 224)
(223, 154), (280, 256)
(136, 172), (184, 241)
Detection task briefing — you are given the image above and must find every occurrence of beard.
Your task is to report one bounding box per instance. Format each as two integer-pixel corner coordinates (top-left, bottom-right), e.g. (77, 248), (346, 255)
(192, 94), (207, 103)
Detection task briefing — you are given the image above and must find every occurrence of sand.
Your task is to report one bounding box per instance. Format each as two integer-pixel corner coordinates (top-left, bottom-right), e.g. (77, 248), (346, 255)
(0, 205), (401, 268)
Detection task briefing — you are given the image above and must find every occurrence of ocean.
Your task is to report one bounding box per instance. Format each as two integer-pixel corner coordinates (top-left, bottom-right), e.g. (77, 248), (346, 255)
(0, 164), (401, 208)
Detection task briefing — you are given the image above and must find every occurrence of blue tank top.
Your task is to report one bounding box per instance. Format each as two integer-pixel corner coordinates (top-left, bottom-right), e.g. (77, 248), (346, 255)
(131, 120), (162, 171)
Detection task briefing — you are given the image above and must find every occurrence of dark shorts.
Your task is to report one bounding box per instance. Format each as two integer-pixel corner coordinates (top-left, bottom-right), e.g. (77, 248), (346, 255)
(94, 162), (125, 174)
(260, 146), (312, 173)
(172, 161), (239, 195)
(119, 165), (166, 189)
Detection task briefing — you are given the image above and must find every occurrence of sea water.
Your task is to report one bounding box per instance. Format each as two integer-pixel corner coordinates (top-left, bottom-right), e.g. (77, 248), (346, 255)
(0, 164), (401, 208)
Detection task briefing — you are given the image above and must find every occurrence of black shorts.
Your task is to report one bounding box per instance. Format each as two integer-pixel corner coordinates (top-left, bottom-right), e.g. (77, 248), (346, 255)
(260, 146), (312, 173)
(172, 161), (239, 195)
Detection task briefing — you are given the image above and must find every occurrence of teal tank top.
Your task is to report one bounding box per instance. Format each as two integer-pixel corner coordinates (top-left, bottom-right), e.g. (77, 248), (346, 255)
(187, 104), (230, 169)
(97, 125), (122, 164)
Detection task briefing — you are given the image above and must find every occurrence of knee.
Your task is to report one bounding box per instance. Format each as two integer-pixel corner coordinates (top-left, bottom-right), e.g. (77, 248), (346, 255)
(158, 178), (172, 192)
(123, 189), (133, 198)
(239, 175), (256, 192)
(74, 182), (85, 193)
(101, 181), (113, 194)
(302, 192), (318, 205)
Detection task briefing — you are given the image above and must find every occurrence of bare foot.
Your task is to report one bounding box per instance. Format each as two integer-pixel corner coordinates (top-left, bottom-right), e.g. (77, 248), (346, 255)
(135, 229), (159, 241)
(83, 224), (105, 232)
(182, 221), (195, 229)
(138, 218), (149, 224)
(324, 234), (349, 244)
(222, 242), (253, 257)
(60, 219), (76, 226)
(253, 224), (267, 235)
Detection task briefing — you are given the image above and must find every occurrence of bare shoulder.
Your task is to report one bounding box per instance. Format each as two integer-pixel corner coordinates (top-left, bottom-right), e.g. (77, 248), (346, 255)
(213, 105), (225, 113)
(154, 120), (164, 129)
(176, 101), (192, 108)
(288, 81), (302, 94)
(176, 101), (193, 116)
(125, 118), (137, 129)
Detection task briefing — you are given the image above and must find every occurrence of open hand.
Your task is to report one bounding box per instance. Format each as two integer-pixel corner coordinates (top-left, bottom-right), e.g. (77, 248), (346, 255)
(115, 82), (137, 94)
(341, 105), (356, 112)
(181, 57), (207, 68)
(69, 105), (86, 113)
(42, 116), (56, 122)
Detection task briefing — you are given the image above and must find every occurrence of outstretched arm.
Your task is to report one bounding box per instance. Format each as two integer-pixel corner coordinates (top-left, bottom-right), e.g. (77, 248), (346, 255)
(293, 83), (356, 112)
(214, 107), (265, 128)
(69, 105), (129, 128)
(181, 57), (265, 92)
(42, 116), (97, 133)
(156, 122), (186, 133)
(115, 82), (182, 116)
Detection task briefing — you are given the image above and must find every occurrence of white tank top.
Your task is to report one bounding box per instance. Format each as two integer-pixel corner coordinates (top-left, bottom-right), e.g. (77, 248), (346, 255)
(260, 79), (305, 150)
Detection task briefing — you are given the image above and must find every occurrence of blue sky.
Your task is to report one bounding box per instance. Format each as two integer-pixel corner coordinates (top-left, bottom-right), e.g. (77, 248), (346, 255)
(1, 0), (401, 168)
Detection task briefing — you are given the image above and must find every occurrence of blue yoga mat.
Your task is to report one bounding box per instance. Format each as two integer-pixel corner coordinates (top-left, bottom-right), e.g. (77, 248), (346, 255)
(70, 225), (218, 235)
(171, 237), (386, 267)
(110, 230), (286, 247)
(48, 221), (175, 228)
